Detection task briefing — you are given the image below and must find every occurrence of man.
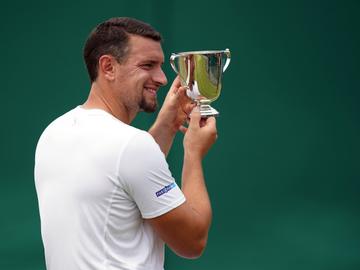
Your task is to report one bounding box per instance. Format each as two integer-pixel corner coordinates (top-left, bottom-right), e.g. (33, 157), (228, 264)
(34, 17), (217, 270)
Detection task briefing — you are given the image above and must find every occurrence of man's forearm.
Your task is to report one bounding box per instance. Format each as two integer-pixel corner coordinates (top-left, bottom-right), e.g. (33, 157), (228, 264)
(181, 152), (212, 234)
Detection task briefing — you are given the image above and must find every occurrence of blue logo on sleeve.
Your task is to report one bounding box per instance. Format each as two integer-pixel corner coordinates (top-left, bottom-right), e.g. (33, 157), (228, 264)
(156, 182), (176, 197)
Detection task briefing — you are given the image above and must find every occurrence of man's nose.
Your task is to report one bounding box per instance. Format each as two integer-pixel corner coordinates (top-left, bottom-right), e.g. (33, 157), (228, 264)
(154, 68), (168, 86)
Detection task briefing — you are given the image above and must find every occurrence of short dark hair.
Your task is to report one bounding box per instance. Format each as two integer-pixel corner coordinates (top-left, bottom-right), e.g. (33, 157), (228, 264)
(83, 17), (162, 82)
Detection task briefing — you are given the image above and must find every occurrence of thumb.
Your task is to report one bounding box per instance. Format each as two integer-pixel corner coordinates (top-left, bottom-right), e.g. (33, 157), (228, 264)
(189, 107), (201, 129)
(170, 76), (181, 94)
(173, 86), (187, 102)
(204, 116), (216, 128)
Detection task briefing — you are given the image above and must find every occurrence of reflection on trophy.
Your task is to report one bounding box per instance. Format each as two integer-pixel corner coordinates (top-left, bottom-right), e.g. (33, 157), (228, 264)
(170, 49), (231, 117)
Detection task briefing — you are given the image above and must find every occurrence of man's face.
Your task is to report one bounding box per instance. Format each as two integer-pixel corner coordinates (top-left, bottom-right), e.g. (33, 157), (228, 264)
(114, 35), (168, 113)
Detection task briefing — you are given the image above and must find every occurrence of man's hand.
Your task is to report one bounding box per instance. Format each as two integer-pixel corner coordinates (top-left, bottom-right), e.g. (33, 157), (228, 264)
(183, 107), (218, 159)
(157, 76), (195, 133)
(149, 76), (195, 156)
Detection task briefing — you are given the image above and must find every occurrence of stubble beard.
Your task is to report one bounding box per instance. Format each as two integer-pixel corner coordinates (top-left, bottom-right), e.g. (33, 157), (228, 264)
(139, 96), (158, 113)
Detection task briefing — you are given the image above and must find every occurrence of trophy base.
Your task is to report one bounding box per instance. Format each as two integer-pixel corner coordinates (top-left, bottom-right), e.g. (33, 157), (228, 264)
(199, 104), (219, 117)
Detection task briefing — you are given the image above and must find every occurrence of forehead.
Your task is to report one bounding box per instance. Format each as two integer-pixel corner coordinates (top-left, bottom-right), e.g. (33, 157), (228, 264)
(126, 35), (164, 63)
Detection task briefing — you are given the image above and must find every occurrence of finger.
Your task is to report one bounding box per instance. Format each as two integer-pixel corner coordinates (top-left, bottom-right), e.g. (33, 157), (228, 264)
(178, 86), (192, 101)
(189, 107), (201, 129)
(176, 86), (188, 100)
(199, 118), (207, 127)
(163, 78), (183, 105)
(170, 76), (181, 94)
(179, 125), (188, 134)
(168, 81), (186, 104)
(204, 116), (216, 128)
(203, 117), (217, 134)
(177, 86), (187, 96)
(183, 102), (196, 115)
(180, 102), (195, 118)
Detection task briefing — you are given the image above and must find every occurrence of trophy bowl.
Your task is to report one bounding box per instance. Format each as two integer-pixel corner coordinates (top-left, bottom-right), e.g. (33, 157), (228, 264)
(170, 49), (231, 117)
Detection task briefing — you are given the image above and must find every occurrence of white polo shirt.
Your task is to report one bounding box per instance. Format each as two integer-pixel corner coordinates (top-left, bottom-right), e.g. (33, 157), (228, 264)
(34, 107), (185, 270)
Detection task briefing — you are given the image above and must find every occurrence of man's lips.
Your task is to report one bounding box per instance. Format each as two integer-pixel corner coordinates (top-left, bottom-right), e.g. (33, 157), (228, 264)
(144, 87), (157, 95)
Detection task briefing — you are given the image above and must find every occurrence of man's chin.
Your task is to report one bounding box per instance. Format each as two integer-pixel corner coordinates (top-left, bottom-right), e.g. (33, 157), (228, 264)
(139, 101), (157, 113)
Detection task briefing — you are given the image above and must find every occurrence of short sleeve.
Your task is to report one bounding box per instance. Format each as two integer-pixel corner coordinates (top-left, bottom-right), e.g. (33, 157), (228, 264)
(118, 131), (185, 219)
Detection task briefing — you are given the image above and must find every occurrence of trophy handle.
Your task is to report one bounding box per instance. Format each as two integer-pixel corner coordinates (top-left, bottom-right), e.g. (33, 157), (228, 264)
(170, 53), (179, 74)
(222, 48), (231, 72)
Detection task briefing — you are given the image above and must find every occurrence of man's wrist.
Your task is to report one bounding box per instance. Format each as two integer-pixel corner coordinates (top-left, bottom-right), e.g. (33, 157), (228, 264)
(184, 149), (203, 162)
(152, 116), (179, 135)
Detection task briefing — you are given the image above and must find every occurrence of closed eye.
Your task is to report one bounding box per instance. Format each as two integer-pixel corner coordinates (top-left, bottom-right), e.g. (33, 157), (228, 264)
(140, 62), (156, 69)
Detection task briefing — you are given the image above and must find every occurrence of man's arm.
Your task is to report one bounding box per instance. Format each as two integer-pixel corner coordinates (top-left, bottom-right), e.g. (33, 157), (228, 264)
(148, 77), (194, 156)
(147, 108), (217, 258)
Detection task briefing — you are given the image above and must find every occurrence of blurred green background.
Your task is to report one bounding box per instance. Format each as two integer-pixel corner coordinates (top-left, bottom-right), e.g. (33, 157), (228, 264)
(1, 0), (359, 269)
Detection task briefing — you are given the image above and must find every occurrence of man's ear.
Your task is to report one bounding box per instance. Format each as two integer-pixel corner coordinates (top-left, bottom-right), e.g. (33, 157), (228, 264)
(98, 55), (116, 81)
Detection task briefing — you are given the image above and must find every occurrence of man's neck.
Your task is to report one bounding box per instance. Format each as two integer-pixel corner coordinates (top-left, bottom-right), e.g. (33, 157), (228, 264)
(82, 82), (136, 124)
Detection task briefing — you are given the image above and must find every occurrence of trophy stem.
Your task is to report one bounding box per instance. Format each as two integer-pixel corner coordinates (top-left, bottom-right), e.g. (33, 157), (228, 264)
(196, 100), (219, 117)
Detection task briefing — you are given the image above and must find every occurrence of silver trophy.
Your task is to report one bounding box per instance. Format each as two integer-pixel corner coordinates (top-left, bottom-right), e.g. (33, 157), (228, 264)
(170, 49), (231, 117)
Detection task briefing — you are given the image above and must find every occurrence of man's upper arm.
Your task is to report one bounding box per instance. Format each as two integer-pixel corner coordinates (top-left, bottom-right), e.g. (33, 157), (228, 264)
(118, 132), (185, 218)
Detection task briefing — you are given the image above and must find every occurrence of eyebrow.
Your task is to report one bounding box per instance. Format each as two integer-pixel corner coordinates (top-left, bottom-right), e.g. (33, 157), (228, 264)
(141, 60), (164, 65)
